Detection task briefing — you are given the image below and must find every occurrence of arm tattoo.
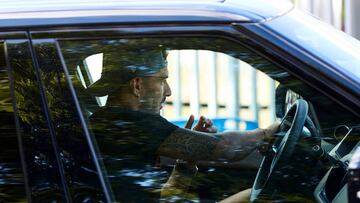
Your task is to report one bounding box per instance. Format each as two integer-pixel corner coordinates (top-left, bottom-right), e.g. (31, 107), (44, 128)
(159, 128), (220, 161)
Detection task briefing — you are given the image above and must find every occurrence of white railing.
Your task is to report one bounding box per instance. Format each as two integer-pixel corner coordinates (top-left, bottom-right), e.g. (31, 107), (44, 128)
(164, 51), (275, 129)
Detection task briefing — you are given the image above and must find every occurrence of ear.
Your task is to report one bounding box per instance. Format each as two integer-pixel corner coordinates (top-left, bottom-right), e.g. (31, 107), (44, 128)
(129, 77), (142, 97)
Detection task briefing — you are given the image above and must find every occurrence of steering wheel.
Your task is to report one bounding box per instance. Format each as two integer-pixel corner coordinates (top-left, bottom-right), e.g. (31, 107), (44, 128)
(250, 99), (309, 202)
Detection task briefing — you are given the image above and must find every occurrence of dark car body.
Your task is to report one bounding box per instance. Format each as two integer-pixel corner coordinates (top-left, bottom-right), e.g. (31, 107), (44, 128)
(0, 0), (359, 202)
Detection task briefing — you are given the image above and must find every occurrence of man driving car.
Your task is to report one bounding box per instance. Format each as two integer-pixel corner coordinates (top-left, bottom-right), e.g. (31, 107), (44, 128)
(87, 46), (279, 202)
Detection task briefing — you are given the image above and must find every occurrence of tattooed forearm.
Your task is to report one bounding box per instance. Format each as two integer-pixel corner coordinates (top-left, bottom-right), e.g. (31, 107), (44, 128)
(159, 128), (220, 161)
(158, 128), (265, 162)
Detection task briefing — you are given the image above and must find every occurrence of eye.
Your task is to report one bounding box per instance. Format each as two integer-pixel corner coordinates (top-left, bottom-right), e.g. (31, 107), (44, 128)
(160, 78), (168, 84)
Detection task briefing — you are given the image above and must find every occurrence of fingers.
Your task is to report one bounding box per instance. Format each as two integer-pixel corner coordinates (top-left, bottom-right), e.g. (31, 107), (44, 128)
(194, 116), (205, 130)
(203, 118), (213, 128)
(263, 121), (281, 137)
(267, 121), (281, 133)
(206, 126), (218, 133)
(184, 115), (195, 129)
(185, 115), (218, 133)
(193, 116), (218, 133)
(205, 127), (217, 133)
(203, 118), (217, 133)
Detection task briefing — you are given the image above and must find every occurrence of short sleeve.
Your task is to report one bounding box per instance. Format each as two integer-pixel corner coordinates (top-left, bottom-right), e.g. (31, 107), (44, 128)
(90, 108), (179, 161)
(136, 113), (179, 155)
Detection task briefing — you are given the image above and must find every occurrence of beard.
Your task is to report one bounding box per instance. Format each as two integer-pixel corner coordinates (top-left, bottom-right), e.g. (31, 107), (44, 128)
(139, 96), (164, 114)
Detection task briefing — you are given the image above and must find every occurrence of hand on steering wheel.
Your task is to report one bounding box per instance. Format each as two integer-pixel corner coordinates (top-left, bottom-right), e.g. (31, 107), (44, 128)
(250, 99), (309, 202)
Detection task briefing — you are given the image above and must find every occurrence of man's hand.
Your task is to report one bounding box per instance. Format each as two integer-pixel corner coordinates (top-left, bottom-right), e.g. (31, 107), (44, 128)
(262, 121), (281, 140)
(256, 121), (281, 155)
(185, 115), (217, 133)
(161, 115), (208, 201)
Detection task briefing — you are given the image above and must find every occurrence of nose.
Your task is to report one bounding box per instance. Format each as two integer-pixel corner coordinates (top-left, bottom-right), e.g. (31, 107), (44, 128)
(164, 81), (172, 97)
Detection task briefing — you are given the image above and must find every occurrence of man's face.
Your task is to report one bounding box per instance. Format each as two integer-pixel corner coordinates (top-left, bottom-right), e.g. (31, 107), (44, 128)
(139, 67), (172, 114)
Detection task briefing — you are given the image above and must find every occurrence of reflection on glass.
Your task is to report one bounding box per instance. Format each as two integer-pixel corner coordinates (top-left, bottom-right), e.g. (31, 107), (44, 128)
(7, 40), (66, 202)
(33, 41), (106, 202)
(60, 38), (275, 202)
(58, 37), (355, 202)
(0, 43), (27, 202)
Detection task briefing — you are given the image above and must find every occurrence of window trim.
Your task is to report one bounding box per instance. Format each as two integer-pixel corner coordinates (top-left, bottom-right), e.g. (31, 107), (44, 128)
(54, 39), (114, 202)
(31, 24), (358, 117)
(2, 38), (31, 202)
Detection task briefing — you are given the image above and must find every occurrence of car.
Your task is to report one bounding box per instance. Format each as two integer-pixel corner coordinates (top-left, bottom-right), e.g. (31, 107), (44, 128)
(0, 0), (359, 202)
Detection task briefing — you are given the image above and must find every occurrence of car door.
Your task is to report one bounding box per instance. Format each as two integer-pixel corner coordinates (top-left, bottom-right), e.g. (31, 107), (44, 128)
(3, 33), (110, 202)
(0, 34), (28, 202)
(5, 36), (73, 202)
(27, 26), (270, 202)
(27, 24), (321, 203)
(28, 19), (360, 203)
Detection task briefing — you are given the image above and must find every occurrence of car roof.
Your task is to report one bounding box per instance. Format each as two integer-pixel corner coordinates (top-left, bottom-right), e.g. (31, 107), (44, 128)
(0, 0), (293, 30)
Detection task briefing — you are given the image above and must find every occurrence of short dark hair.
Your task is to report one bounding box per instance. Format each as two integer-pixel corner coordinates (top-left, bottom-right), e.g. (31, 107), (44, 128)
(87, 49), (167, 96)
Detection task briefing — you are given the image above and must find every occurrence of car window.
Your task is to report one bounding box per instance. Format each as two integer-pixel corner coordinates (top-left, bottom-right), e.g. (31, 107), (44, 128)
(5, 39), (73, 202)
(54, 36), (359, 202)
(15, 32), (354, 202)
(29, 40), (109, 202)
(0, 42), (27, 201)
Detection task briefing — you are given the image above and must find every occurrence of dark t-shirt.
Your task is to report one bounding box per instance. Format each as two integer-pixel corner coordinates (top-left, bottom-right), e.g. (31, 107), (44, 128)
(89, 107), (178, 202)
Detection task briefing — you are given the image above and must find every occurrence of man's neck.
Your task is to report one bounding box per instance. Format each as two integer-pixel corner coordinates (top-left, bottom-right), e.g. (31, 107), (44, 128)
(107, 96), (139, 111)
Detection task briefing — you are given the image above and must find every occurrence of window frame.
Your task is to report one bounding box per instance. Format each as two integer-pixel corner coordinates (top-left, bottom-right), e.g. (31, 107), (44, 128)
(29, 23), (360, 116)
(27, 23), (360, 203)
(0, 36), (30, 202)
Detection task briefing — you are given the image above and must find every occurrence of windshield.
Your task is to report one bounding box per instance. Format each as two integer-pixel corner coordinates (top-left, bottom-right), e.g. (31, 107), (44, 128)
(264, 9), (360, 84)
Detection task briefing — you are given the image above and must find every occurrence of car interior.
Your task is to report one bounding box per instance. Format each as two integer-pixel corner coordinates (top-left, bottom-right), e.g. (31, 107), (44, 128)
(58, 37), (360, 202)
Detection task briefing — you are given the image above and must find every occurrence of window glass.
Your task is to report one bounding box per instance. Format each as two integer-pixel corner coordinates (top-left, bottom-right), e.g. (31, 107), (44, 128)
(0, 42), (27, 201)
(77, 53), (107, 107)
(58, 37), (359, 202)
(59, 38), (276, 202)
(31, 40), (107, 202)
(6, 40), (70, 202)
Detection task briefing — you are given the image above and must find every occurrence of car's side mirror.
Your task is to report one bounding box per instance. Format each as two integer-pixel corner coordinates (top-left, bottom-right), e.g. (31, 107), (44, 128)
(275, 84), (287, 118)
